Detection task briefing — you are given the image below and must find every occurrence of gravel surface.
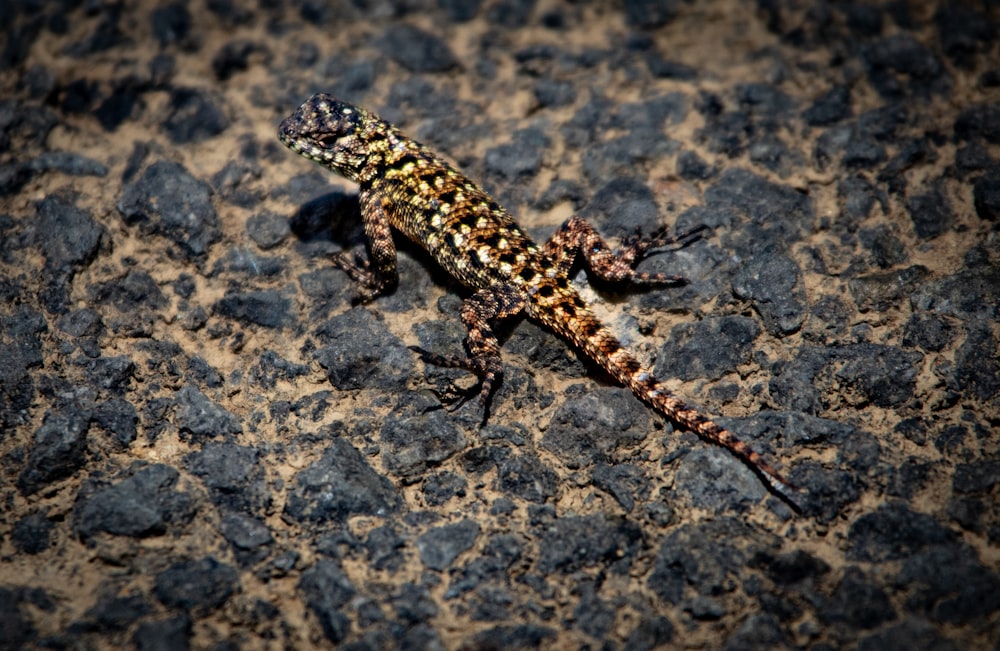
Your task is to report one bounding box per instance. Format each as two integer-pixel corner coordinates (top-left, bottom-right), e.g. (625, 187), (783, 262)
(1, 1), (998, 649)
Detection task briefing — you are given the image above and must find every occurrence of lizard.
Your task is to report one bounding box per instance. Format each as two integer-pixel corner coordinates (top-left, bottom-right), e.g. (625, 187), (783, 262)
(278, 93), (798, 506)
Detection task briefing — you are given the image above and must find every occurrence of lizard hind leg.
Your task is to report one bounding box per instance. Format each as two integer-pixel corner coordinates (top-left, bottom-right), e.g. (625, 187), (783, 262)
(410, 283), (529, 415)
(543, 216), (707, 286)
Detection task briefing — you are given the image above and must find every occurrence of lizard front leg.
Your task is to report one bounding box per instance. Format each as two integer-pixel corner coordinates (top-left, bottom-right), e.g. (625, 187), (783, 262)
(411, 283), (529, 410)
(543, 216), (707, 285)
(333, 188), (399, 302)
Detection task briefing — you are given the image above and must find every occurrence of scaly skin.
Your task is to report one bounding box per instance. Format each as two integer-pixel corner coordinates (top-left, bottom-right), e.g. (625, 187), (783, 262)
(279, 94), (797, 506)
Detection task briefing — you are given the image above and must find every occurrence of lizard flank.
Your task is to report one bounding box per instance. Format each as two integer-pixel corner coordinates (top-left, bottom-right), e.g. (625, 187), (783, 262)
(278, 94), (797, 505)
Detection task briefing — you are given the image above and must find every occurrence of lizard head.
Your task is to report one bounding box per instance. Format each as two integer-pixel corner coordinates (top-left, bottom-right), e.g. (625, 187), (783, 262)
(278, 94), (377, 182)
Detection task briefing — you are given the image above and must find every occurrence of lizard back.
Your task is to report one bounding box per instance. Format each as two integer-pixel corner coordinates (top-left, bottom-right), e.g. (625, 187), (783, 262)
(279, 94), (547, 291)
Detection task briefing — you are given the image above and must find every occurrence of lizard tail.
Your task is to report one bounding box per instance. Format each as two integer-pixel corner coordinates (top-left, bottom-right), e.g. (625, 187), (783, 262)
(540, 300), (797, 502)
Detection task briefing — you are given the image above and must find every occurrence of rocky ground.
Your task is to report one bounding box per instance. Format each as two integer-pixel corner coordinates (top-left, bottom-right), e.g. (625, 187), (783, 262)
(1, 0), (999, 649)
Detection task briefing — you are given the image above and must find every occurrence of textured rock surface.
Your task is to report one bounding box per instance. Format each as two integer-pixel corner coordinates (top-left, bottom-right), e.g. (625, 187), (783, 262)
(1, 1), (997, 649)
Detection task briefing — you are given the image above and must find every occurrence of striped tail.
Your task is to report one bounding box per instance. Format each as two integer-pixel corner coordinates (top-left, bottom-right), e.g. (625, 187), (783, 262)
(539, 298), (797, 503)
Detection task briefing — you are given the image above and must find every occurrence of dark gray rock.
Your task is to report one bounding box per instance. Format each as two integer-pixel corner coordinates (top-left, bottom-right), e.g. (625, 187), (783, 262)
(211, 38), (270, 81)
(416, 519), (480, 571)
(75, 464), (196, 538)
(911, 264), (1000, 320)
(541, 387), (651, 467)
(89, 270), (167, 313)
(220, 513), (272, 551)
(485, 128), (547, 180)
(248, 349), (309, 390)
(80, 593), (150, 632)
(655, 315), (760, 381)
(18, 408), (91, 495)
(469, 624), (556, 650)
(803, 86), (851, 126)
(789, 461), (863, 524)
(834, 344), (922, 407)
(721, 613), (788, 651)
(902, 312), (956, 352)
(649, 518), (778, 604)
(33, 192), (103, 272)
(820, 566), (897, 629)
(12, 512), (52, 554)
(484, 0), (535, 28)
(152, 3), (191, 47)
(536, 514), (642, 574)
(906, 182), (953, 239)
(609, 93), (688, 134)
(973, 170), (1000, 221)
(857, 617), (960, 651)
(504, 320), (586, 380)
(366, 525), (405, 572)
(163, 88), (228, 144)
(438, 0), (482, 21)
(185, 442), (270, 513)
(132, 616), (190, 651)
(446, 534), (523, 599)
(573, 582), (615, 637)
(837, 175), (884, 224)
(27, 151), (108, 176)
(624, 614), (674, 650)
(209, 248), (284, 278)
(284, 437), (401, 523)
(56, 307), (103, 338)
(591, 463), (649, 512)
(803, 294), (852, 343)
(298, 560), (355, 643)
(950, 321), (1000, 401)
(895, 543), (1000, 624)
(754, 548), (830, 585)
(91, 398), (138, 448)
(581, 130), (674, 184)
(954, 103), (1000, 144)
(847, 503), (957, 562)
(496, 454), (558, 504)
(380, 25), (457, 73)
(314, 308), (412, 391)
(732, 255), (806, 336)
(860, 224), (907, 268)
(706, 168), (813, 244)
(579, 176), (659, 235)
(0, 308), (44, 429)
(646, 53), (697, 80)
(953, 459), (1000, 493)
(955, 142), (993, 173)
(186, 355), (222, 388)
(674, 448), (767, 511)
(174, 385), (241, 441)
(380, 408), (466, 478)
(848, 265), (930, 313)
(213, 290), (291, 328)
(533, 78), (575, 108)
(246, 210), (290, 249)
(862, 34), (950, 100)
(392, 582), (439, 624)
(421, 470), (467, 506)
(87, 355), (135, 393)
(770, 344), (921, 414)
(624, 0), (678, 28)
(153, 556), (238, 613)
(676, 150), (714, 180)
(118, 160), (220, 258)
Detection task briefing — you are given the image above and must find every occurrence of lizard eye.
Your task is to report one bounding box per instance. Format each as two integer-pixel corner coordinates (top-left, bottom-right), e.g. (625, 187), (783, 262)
(316, 134), (339, 148)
